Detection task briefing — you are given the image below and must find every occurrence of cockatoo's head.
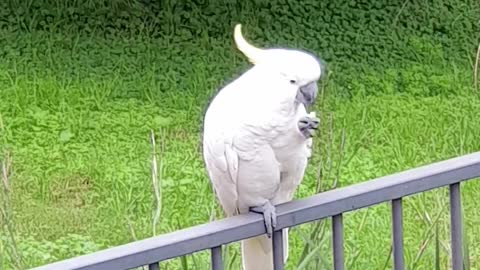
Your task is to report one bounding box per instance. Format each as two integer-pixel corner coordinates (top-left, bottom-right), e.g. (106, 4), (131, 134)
(233, 24), (326, 107)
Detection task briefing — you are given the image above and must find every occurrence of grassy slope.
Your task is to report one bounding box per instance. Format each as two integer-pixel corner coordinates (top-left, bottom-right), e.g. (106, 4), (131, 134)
(0, 29), (479, 270)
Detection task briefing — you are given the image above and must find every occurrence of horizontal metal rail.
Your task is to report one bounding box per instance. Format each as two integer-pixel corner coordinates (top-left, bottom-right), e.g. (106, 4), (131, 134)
(31, 152), (480, 270)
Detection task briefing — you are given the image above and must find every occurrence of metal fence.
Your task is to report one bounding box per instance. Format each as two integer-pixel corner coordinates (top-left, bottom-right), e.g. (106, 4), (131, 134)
(31, 152), (480, 270)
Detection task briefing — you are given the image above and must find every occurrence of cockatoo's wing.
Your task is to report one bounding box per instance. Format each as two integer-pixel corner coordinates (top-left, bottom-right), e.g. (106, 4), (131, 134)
(203, 136), (240, 217)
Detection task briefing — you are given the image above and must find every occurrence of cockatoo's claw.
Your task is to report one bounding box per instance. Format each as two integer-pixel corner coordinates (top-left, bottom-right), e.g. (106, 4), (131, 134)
(298, 115), (320, 139)
(250, 201), (277, 238)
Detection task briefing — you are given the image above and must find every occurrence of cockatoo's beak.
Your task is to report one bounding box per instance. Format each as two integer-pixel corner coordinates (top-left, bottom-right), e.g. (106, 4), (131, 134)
(296, 81), (318, 106)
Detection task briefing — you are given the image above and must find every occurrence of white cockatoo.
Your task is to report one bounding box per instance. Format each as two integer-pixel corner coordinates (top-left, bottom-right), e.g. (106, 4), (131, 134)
(202, 24), (325, 270)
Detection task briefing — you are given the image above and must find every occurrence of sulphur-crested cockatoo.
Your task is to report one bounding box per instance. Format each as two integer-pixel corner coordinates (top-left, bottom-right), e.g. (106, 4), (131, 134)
(202, 24), (325, 270)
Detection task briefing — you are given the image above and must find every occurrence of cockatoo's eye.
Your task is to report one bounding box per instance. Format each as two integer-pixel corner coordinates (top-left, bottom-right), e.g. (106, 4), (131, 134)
(290, 79), (296, 84)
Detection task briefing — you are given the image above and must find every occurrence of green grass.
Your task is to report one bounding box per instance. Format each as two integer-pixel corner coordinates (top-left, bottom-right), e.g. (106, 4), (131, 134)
(1, 24), (480, 270)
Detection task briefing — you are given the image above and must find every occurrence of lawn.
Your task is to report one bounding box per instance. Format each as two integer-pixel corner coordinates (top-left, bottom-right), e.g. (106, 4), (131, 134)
(1, 3), (480, 269)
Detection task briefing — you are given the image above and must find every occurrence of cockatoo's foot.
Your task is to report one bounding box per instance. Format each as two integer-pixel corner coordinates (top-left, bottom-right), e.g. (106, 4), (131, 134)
(250, 200), (277, 238)
(298, 115), (320, 139)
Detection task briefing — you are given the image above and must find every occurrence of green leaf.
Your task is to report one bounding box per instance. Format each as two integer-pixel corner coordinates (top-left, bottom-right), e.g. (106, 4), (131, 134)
(59, 129), (74, 142)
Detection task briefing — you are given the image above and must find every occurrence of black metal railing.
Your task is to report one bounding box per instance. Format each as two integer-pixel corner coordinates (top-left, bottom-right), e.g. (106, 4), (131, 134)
(31, 152), (480, 270)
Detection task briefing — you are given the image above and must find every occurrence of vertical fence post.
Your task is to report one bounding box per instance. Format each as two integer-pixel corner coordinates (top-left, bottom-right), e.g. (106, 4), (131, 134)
(392, 198), (405, 270)
(450, 183), (463, 270)
(148, 262), (159, 270)
(272, 229), (285, 270)
(332, 214), (344, 270)
(211, 246), (223, 270)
